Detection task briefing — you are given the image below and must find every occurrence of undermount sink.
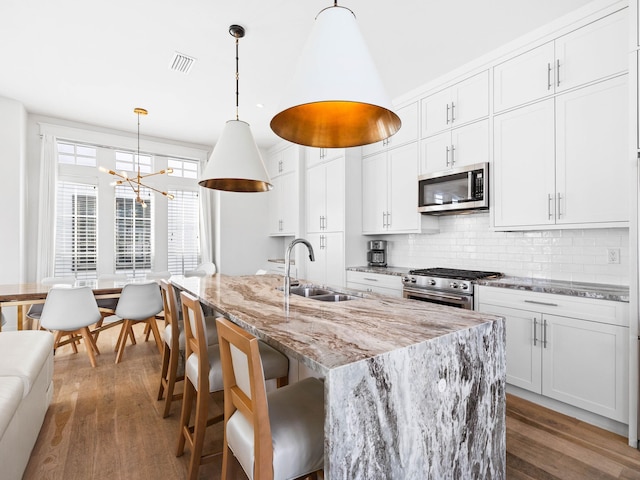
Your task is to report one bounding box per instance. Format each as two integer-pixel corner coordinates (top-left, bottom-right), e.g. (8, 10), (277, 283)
(277, 285), (357, 302)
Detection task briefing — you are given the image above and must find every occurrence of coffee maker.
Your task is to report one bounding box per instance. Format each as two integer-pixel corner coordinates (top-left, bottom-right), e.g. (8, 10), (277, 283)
(367, 240), (387, 267)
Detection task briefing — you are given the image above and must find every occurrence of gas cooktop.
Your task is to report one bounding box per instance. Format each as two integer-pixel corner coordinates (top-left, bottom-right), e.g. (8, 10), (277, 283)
(407, 267), (503, 281)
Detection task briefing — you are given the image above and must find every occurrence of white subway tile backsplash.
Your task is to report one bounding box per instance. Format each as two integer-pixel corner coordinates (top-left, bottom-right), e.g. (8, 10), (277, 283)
(382, 212), (629, 285)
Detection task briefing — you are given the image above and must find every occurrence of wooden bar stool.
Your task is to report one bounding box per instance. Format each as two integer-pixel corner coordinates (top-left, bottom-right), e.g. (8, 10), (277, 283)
(216, 317), (324, 480)
(176, 292), (289, 480)
(157, 280), (219, 418)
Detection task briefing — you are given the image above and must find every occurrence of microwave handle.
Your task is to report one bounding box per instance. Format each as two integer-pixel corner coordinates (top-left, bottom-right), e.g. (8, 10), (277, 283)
(467, 172), (473, 199)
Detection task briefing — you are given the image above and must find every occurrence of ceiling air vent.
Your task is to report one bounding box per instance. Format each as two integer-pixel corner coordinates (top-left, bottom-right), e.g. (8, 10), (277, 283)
(169, 52), (196, 74)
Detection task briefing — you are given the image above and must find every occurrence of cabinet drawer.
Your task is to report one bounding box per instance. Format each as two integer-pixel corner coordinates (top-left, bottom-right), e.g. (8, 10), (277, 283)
(346, 271), (403, 291)
(477, 286), (627, 327)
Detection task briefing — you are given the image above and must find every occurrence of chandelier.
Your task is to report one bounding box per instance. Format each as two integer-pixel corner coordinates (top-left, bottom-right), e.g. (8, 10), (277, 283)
(100, 107), (174, 207)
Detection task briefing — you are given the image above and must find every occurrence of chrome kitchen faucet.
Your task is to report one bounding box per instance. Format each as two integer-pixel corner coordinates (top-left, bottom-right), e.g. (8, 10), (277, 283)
(284, 238), (315, 297)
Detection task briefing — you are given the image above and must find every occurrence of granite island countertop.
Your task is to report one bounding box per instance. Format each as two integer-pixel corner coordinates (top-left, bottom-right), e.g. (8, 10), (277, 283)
(346, 265), (410, 276)
(171, 273), (502, 375)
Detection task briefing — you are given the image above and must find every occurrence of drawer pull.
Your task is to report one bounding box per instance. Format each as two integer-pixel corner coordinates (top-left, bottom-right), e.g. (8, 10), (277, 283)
(363, 277), (379, 282)
(524, 300), (558, 307)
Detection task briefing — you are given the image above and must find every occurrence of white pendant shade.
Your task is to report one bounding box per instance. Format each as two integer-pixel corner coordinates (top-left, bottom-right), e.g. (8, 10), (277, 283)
(270, 5), (401, 148)
(198, 120), (272, 192)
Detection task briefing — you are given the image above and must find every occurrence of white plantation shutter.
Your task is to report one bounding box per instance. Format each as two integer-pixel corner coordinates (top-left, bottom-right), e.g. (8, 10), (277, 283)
(54, 182), (98, 280)
(168, 190), (200, 274)
(114, 185), (153, 278)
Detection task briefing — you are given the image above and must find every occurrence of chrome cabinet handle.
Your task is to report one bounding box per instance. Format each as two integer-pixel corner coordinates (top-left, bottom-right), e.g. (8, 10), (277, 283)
(548, 194), (553, 220)
(524, 300), (558, 307)
(446, 103), (450, 124)
(533, 318), (538, 346)
(446, 145), (450, 167)
(450, 144), (455, 166)
(363, 277), (379, 282)
(556, 59), (560, 87)
(382, 212), (386, 228)
(543, 319), (548, 348)
(450, 101), (455, 123)
(387, 211), (391, 228)
(547, 63), (552, 90)
(556, 192), (562, 219)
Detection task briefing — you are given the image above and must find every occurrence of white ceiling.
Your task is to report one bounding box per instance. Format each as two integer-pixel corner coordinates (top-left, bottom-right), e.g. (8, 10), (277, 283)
(0, 0), (593, 150)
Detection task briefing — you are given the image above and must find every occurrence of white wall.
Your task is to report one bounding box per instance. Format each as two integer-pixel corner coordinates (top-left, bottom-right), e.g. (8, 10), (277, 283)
(371, 213), (629, 285)
(0, 96), (26, 284)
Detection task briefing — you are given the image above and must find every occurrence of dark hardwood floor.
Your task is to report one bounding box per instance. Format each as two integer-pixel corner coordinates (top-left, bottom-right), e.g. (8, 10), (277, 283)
(23, 325), (640, 479)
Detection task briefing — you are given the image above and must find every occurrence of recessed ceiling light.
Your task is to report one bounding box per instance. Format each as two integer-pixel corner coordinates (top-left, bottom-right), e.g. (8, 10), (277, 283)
(256, 103), (264, 108)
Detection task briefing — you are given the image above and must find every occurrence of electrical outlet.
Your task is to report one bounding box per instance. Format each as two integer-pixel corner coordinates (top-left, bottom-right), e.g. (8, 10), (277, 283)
(607, 248), (620, 264)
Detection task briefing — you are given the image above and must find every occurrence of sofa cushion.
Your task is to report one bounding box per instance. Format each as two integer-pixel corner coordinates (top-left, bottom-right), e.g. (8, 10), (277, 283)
(0, 377), (23, 439)
(0, 331), (54, 398)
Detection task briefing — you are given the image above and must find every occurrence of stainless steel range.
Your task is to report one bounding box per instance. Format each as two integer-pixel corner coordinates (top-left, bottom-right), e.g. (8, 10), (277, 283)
(402, 267), (502, 310)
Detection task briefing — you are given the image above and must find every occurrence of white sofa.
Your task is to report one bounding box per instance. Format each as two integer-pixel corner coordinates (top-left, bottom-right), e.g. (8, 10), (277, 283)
(0, 330), (54, 480)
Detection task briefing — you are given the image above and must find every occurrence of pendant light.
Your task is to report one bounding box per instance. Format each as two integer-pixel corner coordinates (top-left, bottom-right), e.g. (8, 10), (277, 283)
(100, 108), (174, 207)
(270, 2), (401, 148)
(198, 24), (272, 193)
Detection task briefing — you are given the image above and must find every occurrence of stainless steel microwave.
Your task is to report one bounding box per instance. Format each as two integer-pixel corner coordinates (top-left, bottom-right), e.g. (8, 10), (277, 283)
(418, 162), (489, 215)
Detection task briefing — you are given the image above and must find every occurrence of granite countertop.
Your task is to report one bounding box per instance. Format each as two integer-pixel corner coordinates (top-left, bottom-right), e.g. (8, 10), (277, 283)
(346, 265), (410, 276)
(476, 276), (629, 303)
(171, 274), (502, 375)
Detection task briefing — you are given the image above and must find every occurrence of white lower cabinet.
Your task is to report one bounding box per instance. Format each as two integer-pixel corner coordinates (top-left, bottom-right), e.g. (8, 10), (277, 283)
(305, 232), (344, 288)
(346, 271), (403, 297)
(478, 286), (628, 423)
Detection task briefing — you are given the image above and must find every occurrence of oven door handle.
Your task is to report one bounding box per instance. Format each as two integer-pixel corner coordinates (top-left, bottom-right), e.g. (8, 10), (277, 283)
(403, 287), (468, 302)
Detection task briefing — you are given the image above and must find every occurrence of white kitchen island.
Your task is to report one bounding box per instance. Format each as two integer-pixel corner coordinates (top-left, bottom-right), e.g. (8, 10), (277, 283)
(171, 274), (506, 479)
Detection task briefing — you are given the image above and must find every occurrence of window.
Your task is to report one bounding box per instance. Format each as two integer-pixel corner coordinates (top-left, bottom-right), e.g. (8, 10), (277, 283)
(114, 185), (153, 277)
(168, 157), (199, 179)
(54, 182), (98, 279)
(57, 142), (96, 167)
(168, 190), (200, 274)
(115, 151), (152, 175)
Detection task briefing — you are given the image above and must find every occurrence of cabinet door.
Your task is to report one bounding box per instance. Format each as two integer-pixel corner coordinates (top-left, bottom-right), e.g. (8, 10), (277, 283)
(451, 71), (489, 126)
(279, 144), (298, 174)
(387, 102), (419, 148)
(387, 142), (419, 232)
(450, 119), (489, 169)
(268, 176), (283, 235)
(422, 87), (453, 137)
(306, 163), (326, 233)
(493, 42), (555, 112)
(542, 314), (628, 423)
(305, 233), (325, 284)
(493, 99), (556, 228)
(362, 153), (388, 233)
(420, 131), (451, 173)
(324, 156), (345, 232)
(555, 9), (627, 93)
(324, 232), (345, 288)
(479, 304), (542, 394)
(555, 76), (628, 225)
(279, 171), (297, 235)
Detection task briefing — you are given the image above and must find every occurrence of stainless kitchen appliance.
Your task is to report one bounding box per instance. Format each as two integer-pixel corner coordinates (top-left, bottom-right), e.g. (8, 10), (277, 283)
(402, 267), (502, 310)
(367, 240), (387, 267)
(418, 162), (489, 215)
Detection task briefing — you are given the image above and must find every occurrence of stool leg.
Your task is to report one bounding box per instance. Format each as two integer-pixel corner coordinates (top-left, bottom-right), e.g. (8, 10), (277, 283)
(158, 342), (170, 401)
(187, 386), (209, 480)
(177, 379), (195, 457)
(162, 344), (182, 418)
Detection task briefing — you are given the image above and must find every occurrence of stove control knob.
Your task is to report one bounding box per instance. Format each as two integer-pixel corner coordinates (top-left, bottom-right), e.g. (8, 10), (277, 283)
(428, 279), (436, 286)
(460, 283), (469, 290)
(449, 282), (458, 289)
(410, 277), (417, 283)
(402, 276), (410, 283)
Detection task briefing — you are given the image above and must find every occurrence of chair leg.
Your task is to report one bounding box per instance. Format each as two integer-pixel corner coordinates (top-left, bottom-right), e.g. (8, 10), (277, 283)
(162, 344), (183, 418)
(115, 320), (133, 364)
(146, 318), (163, 354)
(143, 322), (151, 341)
(187, 384), (210, 480)
(69, 333), (79, 354)
(79, 327), (98, 368)
(158, 342), (170, 401)
(52, 331), (64, 355)
(177, 379), (195, 457)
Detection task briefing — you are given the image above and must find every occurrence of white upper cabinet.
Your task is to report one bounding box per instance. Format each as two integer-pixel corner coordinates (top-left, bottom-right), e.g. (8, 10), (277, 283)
(306, 147), (343, 169)
(494, 8), (628, 113)
(420, 120), (489, 174)
(267, 143), (301, 236)
(362, 102), (419, 157)
(421, 70), (489, 138)
(493, 75), (628, 229)
(306, 155), (345, 234)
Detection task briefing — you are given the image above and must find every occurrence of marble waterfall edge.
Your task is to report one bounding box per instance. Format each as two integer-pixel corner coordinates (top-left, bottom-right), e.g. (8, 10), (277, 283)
(326, 318), (506, 479)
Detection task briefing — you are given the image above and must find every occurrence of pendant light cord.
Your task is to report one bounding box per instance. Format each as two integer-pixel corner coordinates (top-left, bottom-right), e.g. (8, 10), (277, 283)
(235, 36), (240, 121)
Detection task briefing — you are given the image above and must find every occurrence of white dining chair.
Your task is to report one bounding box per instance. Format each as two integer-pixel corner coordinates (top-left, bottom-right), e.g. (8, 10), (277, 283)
(184, 262), (216, 278)
(176, 292), (289, 480)
(103, 281), (164, 363)
(39, 286), (103, 367)
(216, 317), (324, 480)
(26, 276), (76, 329)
